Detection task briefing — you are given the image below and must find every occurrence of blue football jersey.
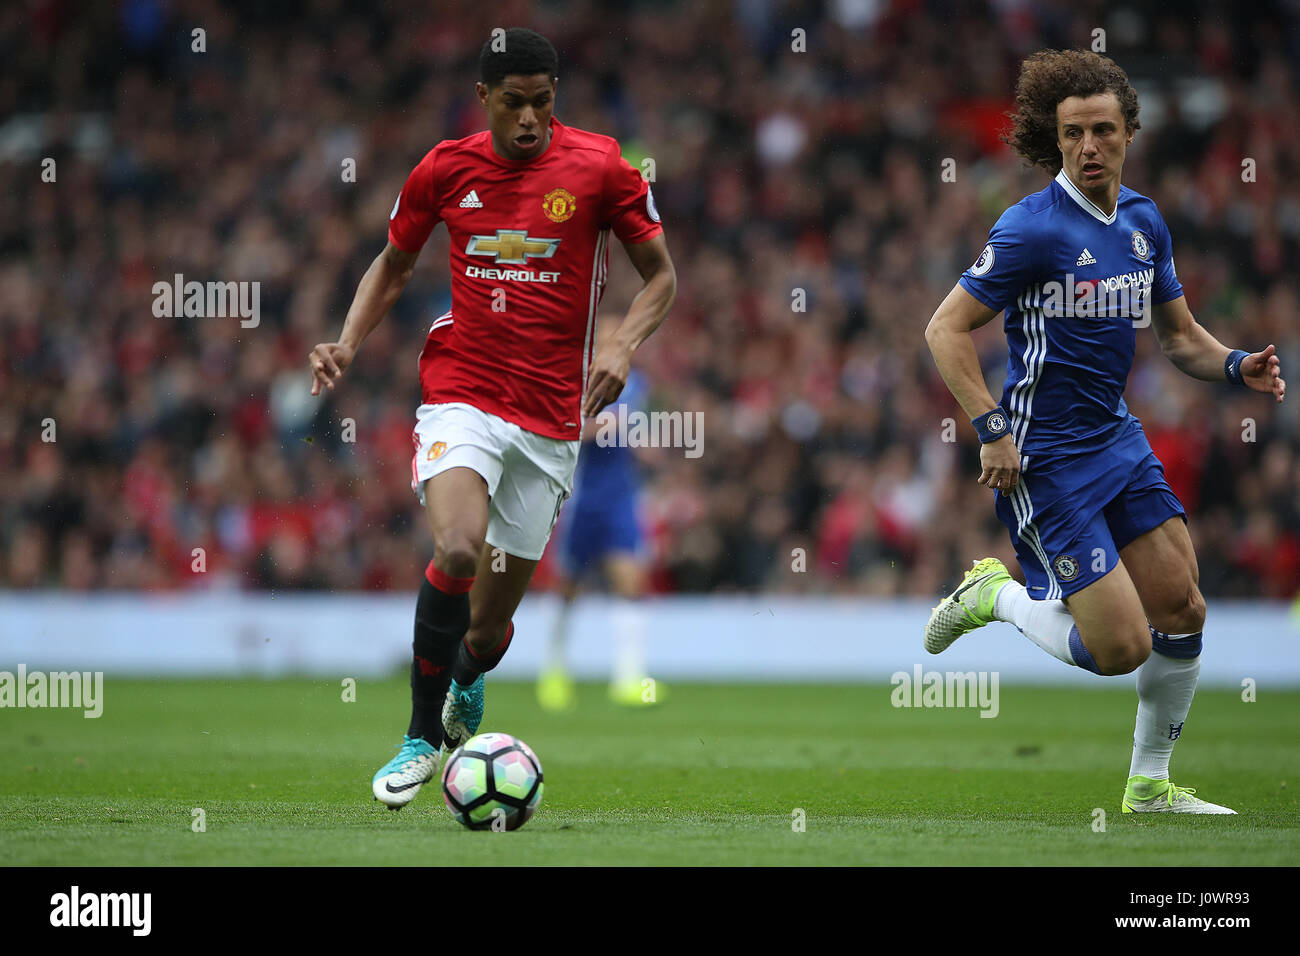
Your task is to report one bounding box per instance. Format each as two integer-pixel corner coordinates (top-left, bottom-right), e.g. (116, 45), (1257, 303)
(959, 170), (1183, 458)
(571, 369), (648, 507)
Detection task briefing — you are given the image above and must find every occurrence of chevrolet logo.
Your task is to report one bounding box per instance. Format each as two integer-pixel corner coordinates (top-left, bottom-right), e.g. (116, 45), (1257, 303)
(465, 230), (561, 265)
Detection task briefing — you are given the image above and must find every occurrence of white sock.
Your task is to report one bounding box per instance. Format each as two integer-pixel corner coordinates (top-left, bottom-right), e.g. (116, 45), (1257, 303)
(610, 599), (646, 686)
(993, 580), (1090, 669)
(1129, 649), (1201, 781)
(546, 599), (572, 672)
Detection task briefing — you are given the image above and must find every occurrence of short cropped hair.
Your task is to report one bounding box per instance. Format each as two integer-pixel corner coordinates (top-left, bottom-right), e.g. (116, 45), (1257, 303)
(479, 28), (558, 87)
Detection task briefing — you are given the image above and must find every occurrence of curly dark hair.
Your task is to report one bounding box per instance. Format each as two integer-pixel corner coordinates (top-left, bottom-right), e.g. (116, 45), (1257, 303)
(1004, 50), (1141, 174)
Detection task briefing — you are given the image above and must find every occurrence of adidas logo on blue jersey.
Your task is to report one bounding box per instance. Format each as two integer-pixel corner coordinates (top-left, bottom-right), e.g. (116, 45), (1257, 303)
(1076, 248), (1097, 266)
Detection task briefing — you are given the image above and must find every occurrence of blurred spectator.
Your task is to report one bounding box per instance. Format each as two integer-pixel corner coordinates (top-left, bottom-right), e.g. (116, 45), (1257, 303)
(0, 0), (1296, 597)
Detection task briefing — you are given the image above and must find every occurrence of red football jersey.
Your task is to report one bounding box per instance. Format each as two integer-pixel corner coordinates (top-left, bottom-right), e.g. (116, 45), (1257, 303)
(387, 118), (663, 439)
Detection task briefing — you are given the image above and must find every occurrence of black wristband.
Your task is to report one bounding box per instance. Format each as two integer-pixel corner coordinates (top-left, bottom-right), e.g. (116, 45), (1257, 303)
(1225, 350), (1249, 387)
(971, 406), (1011, 443)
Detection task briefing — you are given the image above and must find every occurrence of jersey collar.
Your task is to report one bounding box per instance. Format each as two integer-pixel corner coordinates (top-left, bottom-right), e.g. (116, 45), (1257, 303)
(1055, 168), (1117, 225)
(484, 117), (565, 168)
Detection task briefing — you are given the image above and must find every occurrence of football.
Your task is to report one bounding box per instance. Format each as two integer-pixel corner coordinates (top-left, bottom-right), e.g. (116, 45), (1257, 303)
(441, 732), (544, 830)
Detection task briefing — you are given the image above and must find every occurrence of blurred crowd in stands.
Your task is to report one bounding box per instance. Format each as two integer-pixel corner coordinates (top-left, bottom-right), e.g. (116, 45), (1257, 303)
(2, 0), (1297, 597)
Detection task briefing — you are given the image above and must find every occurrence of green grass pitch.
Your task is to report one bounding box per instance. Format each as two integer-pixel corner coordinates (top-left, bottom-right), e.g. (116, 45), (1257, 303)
(1, 678), (1296, 865)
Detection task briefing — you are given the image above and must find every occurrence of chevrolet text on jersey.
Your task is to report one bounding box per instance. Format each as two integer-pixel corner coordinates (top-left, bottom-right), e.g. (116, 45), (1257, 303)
(388, 118), (662, 438)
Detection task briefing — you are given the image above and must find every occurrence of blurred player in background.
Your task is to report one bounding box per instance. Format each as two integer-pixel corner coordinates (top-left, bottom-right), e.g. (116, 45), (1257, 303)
(538, 316), (659, 711)
(308, 28), (675, 809)
(923, 50), (1285, 814)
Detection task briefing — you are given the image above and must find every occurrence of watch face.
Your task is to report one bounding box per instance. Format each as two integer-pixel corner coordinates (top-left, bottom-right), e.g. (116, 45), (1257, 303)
(987, 412), (1007, 434)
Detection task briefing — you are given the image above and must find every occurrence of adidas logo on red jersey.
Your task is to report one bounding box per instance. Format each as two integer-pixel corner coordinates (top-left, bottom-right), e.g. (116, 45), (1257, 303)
(459, 190), (483, 208)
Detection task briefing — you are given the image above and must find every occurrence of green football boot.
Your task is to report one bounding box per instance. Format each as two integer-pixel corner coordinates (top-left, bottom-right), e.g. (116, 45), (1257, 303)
(609, 676), (664, 707)
(536, 667), (577, 712)
(923, 557), (1013, 655)
(1122, 775), (1237, 815)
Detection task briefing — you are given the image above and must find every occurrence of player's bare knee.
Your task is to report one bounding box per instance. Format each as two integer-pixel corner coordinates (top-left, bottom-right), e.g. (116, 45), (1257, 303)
(1151, 584), (1207, 636)
(432, 533), (481, 579)
(1181, 586), (1207, 633)
(1096, 647), (1147, 676)
(1094, 629), (1151, 676)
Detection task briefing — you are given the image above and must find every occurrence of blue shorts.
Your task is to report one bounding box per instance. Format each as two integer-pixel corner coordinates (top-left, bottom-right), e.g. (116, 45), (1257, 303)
(556, 492), (642, 577)
(994, 424), (1186, 600)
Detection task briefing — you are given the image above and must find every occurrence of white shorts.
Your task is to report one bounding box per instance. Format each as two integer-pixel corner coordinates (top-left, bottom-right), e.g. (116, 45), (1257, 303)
(410, 402), (579, 561)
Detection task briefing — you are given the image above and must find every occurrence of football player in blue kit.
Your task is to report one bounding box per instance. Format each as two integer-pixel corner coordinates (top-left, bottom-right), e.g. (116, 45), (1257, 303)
(924, 50), (1285, 814)
(539, 317), (658, 710)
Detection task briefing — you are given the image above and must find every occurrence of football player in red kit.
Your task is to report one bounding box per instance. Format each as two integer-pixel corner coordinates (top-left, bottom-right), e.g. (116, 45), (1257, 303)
(308, 28), (676, 808)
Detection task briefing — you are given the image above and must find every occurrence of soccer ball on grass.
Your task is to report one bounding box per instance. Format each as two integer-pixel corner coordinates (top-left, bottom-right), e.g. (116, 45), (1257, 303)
(441, 732), (544, 831)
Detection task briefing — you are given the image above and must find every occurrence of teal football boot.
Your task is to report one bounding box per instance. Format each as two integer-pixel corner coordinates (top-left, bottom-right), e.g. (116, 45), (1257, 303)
(371, 734), (440, 809)
(441, 675), (485, 756)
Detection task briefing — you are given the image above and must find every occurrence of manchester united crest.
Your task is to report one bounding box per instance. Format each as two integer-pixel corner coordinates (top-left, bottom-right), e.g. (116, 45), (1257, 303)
(542, 187), (577, 223)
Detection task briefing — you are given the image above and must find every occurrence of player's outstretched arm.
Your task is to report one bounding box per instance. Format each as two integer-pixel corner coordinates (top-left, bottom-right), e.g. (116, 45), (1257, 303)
(925, 283), (1021, 491)
(582, 234), (676, 417)
(1151, 296), (1286, 402)
(309, 242), (418, 395)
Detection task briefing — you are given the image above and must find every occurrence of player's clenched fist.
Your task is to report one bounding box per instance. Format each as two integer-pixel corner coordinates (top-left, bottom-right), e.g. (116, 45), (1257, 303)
(978, 435), (1021, 492)
(582, 342), (631, 417)
(309, 342), (355, 395)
